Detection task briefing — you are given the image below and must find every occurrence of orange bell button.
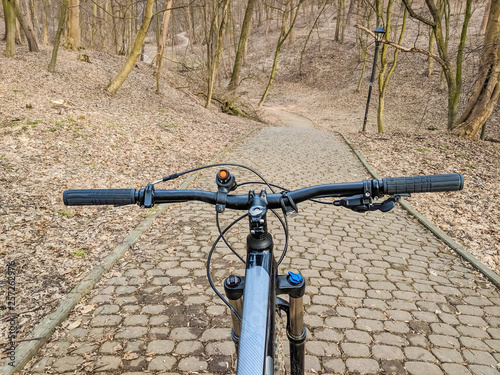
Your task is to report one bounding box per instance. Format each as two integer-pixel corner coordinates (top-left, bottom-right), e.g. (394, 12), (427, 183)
(218, 169), (231, 185)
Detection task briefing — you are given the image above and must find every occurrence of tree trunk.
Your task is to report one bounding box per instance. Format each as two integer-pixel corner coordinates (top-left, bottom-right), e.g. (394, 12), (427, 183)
(42, 0), (49, 44)
(16, 13), (26, 45)
(189, 1), (196, 43)
(119, 2), (127, 55)
(154, 0), (160, 60)
(28, 0), (39, 43)
(300, 1), (328, 75)
(101, 0), (108, 51)
(110, 0), (119, 53)
(377, 94), (385, 133)
(480, 0), (491, 35)
(48, 0), (67, 72)
(346, 0), (356, 26)
(3, 0), (16, 56)
(377, 0), (406, 133)
(259, 0), (303, 107)
(228, 0), (257, 91)
(127, 0), (133, 54)
(335, 0), (342, 41)
(66, 0), (80, 50)
(402, 0), (472, 128)
(2, 1), (7, 41)
(356, 36), (369, 92)
(428, 28), (435, 77)
(156, 0), (172, 94)
(107, 0), (154, 94)
(205, 0), (230, 108)
(451, 0), (500, 138)
(90, 0), (97, 48)
(12, 0), (39, 51)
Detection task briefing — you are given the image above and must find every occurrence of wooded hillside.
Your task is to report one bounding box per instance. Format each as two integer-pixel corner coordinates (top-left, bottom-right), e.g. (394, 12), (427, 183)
(1, 0), (498, 137)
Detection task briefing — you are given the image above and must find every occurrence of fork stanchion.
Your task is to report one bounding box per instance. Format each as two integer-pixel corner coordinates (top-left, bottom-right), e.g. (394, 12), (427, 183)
(286, 271), (306, 375)
(229, 297), (243, 351)
(288, 295), (306, 375)
(224, 275), (244, 352)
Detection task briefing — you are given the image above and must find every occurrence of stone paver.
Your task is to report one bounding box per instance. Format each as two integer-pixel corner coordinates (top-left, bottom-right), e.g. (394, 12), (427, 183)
(19, 110), (500, 374)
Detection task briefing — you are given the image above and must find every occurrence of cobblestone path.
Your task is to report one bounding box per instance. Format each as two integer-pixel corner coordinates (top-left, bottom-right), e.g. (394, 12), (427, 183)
(24, 113), (500, 374)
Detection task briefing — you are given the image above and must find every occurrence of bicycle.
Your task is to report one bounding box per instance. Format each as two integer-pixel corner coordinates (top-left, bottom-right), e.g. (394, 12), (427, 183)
(63, 164), (464, 375)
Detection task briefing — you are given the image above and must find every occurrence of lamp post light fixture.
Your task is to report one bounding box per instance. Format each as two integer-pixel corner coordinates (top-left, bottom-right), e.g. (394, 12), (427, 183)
(362, 26), (386, 132)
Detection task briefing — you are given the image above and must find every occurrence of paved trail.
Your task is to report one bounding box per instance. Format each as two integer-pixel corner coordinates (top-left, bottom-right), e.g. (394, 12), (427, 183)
(23, 110), (500, 374)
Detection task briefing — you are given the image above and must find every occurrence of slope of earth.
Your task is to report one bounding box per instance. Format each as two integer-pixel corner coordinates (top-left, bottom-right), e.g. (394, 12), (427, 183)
(233, 10), (500, 273)
(0, 44), (259, 347)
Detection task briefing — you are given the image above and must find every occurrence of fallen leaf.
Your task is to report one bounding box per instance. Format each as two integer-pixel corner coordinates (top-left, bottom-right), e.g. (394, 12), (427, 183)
(123, 351), (139, 360)
(67, 319), (81, 330)
(81, 305), (95, 314)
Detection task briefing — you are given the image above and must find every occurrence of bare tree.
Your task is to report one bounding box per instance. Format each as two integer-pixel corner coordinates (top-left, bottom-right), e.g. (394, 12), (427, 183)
(335, 0), (345, 43)
(12, 0), (39, 51)
(259, 0), (304, 107)
(2, 0), (16, 56)
(451, 0), (500, 138)
(402, 0), (473, 128)
(205, 0), (230, 108)
(107, 0), (155, 93)
(377, 0), (407, 133)
(156, 0), (172, 94)
(228, 0), (257, 91)
(480, 0), (491, 35)
(42, 0), (49, 44)
(300, 1), (329, 75)
(345, 0), (357, 26)
(48, 0), (68, 72)
(66, 0), (80, 50)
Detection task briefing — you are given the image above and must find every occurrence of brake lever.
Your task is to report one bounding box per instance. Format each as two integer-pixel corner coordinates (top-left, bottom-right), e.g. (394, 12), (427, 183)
(373, 194), (410, 212)
(334, 194), (410, 213)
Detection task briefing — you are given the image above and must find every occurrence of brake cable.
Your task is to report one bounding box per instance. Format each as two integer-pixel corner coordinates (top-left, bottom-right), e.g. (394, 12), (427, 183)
(216, 211), (246, 264)
(206, 212), (248, 322)
(151, 163), (277, 194)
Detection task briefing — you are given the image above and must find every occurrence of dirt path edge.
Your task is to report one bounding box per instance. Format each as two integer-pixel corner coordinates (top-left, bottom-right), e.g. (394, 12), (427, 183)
(339, 132), (500, 290)
(3, 125), (261, 375)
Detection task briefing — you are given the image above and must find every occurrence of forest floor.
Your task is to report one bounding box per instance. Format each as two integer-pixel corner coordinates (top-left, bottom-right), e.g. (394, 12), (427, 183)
(1, 10), (499, 360)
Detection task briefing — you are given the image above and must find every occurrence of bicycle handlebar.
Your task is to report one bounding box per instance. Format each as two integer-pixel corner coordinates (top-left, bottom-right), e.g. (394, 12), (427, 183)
(63, 174), (464, 209)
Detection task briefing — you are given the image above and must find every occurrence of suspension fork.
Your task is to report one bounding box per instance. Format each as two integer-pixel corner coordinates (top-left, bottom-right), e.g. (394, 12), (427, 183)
(225, 273), (306, 375)
(277, 273), (306, 375)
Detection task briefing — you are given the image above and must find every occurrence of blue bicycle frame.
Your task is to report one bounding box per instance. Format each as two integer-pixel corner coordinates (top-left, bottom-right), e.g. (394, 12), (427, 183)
(237, 249), (277, 375)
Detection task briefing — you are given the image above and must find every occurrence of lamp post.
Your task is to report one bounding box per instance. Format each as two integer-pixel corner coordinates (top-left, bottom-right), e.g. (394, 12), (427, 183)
(362, 26), (385, 132)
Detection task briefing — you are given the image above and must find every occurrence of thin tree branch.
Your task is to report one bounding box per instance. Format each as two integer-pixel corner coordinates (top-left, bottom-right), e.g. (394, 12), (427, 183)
(355, 24), (444, 66)
(152, 0), (197, 17)
(401, 0), (435, 27)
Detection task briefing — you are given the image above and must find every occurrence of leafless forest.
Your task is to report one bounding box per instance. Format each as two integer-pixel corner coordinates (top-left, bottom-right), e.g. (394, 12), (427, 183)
(1, 0), (499, 136)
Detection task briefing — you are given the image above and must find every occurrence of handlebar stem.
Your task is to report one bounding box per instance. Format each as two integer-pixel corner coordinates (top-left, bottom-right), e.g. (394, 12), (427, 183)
(248, 189), (269, 240)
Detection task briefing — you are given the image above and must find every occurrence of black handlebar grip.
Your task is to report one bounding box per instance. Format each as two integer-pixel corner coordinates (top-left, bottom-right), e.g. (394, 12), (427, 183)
(382, 174), (464, 194)
(63, 189), (137, 206)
